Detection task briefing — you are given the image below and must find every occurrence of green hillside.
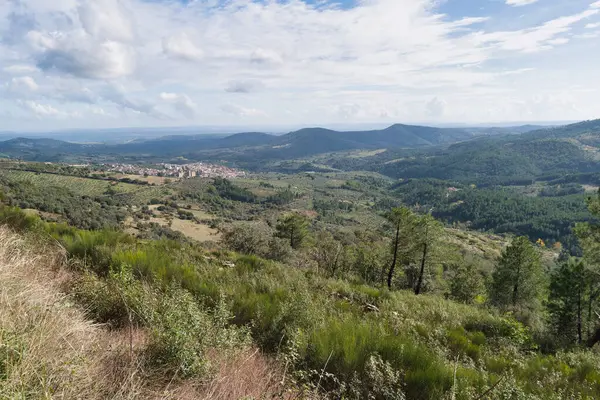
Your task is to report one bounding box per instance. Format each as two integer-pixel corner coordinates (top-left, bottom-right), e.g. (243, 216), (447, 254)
(2, 204), (600, 399)
(2, 170), (600, 398)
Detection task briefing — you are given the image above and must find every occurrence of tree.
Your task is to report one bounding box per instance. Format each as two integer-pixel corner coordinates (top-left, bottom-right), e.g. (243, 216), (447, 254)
(548, 258), (586, 345)
(490, 236), (545, 319)
(575, 190), (600, 347)
(385, 207), (416, 289)
(275, 213), (310, 249)
(311, 230), (345, 277)
(221, 222), (272, 256)
(449, 262), (486, 304)
(349, 231), (389, 285)
(412, 214), (444, 295)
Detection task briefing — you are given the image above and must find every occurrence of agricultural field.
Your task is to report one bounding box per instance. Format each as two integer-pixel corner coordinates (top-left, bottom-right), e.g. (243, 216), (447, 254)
(110, 173), (175, 185)
(0, 169), (140, 196)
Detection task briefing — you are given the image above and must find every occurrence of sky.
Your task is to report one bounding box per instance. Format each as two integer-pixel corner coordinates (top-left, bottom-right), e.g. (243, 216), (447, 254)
(1, 0), (600, 131)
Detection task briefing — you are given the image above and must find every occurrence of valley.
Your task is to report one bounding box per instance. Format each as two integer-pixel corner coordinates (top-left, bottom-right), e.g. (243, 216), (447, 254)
(1, 119), (600, 400)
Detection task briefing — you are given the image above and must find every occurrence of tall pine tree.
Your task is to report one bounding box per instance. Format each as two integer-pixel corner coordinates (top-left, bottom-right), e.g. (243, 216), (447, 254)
(575, 190), (600, 347)
(549, 258), (586, 345)
(490, 236), (545, 322)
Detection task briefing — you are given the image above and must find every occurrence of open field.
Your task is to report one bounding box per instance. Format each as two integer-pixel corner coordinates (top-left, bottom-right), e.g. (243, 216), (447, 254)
(0, 170), (140, 196)
(111, 173), (174, 185)
(0, 168), (177, 206)
(171, 218), (220, 242)
(346, 149), (387, 158)
(148, 215), (220, 242)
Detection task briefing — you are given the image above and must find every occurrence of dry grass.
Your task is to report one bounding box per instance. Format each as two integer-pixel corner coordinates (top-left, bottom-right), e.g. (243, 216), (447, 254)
(170, 218), (220, 242)
(112, 174), (173, 186)
(0, 227), (144, 399)
(152, 349), (302, 400)
(0, 226), (303, 399)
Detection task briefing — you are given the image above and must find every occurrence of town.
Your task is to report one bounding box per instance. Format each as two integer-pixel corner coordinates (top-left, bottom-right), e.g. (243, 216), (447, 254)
(102, 162), (245, 179)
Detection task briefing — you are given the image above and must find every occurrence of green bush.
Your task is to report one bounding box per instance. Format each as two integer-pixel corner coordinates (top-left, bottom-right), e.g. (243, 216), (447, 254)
(464, 315), (532, 348)
(446, 327), (482, 361)
(70, 264), (151, 327)
(300, 317), (453, 400)
(145, 289), (250, 378)
(0, 206), (41, 232)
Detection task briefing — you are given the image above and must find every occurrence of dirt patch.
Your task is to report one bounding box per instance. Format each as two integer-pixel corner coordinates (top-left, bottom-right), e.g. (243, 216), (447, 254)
(189, 209), (216, 220)
(146, 215), (220, 242)
(171, 219), (220, 242)
(113, 174), (174, 185)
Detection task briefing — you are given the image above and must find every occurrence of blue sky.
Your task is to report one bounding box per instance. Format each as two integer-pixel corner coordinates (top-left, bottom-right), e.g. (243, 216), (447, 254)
(1, 0), (599, 131)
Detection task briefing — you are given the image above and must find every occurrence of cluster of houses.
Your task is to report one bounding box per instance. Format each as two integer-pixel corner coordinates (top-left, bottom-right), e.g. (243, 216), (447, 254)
(102, 162), (245, 179)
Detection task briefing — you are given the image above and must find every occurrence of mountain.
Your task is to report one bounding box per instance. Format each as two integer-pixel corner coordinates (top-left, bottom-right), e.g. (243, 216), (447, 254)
(0, 123), (548, 162)
(251, 124), (541, 159)
(0, 138), (96, 161)
(360, 119), (600, 185)
(524, 119), (600, 146)
(216, 132), (276, 148)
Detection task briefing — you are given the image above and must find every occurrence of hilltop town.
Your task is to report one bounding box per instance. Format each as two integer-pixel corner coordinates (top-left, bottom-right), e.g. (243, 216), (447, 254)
(101, 162), (245, 179)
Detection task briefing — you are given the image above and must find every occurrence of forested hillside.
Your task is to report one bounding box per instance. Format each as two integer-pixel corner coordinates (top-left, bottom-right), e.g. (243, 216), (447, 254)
(2, 167), (600, 399)
(0, 123), (540, 163)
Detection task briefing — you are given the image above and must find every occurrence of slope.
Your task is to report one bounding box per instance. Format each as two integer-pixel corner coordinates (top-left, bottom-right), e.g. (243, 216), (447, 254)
(0, 224), (297, 399)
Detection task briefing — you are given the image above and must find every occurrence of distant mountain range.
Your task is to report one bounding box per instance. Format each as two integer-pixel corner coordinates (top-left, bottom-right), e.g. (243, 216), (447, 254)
(0, 123), (549, 162)
(348, 119), (600, 185)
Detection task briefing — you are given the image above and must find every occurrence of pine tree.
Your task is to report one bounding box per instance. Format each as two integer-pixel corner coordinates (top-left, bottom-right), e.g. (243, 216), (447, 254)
(275, 213), (310, 249)
(412, 214), (444, 295)
(549, 258), (586, 345)
(490, 236), (545, 318)
(449, 262), (485, 304)
(575, 190), (600, 347)
(385, 207), (416, 289)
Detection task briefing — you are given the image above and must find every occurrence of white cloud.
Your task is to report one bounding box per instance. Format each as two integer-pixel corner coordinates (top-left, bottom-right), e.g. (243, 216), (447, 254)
(585, 22), (600, 28)
(18, 100), (79, 119)
(78, 0), (135, 42)
(9, 76), (39, 92)
(225, 80), (265, 93)
(3, 65), (38, 74)
(160, 92), (197, 118)
(574, 31), (600, 39)
(19, 100), (62, 116)
(506, 0), (539, 6)
(472, 9), (599, 53)
(426, 97), (446, 118)
(102, 85), (165, 118)
(250, 48), (284, 66)
(30, 31), (136, 79)
(221, 104), (267, 117)
(546, 38), (570, 45)
(1, 0), (600, 129)
(162, 32), (203, 62)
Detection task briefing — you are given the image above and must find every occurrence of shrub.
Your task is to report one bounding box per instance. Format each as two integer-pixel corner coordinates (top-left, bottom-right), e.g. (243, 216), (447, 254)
(300, 317), (453, 399)
(0, 206), (41, 232)
(146, 289), (250, 378)
(464, 315), (532, 348)
(70, 264), (151, 327)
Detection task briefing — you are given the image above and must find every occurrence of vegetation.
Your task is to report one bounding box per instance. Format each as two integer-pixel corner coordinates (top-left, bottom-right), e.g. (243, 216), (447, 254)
(3, 185), (600, 399)
(2, 119), (600, 399)
(276, 213), (311, 249)
(490, 237), (545, 326)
